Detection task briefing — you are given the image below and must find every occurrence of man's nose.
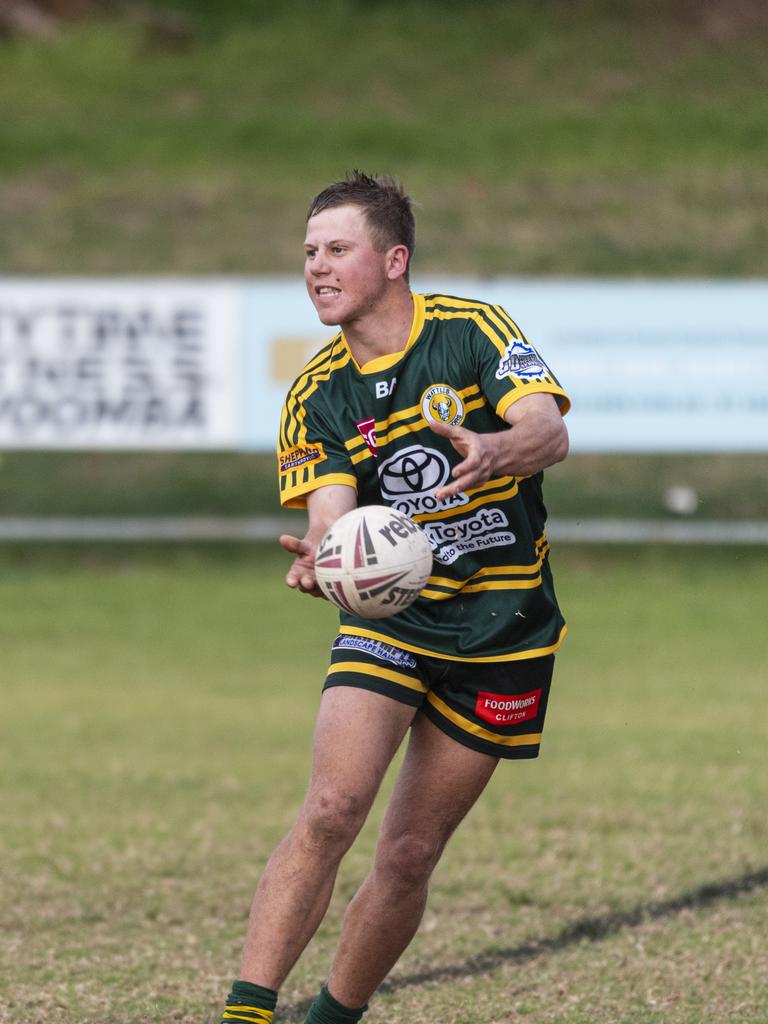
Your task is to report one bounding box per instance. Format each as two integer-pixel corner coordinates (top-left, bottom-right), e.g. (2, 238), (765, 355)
(310, 252), (331, 275)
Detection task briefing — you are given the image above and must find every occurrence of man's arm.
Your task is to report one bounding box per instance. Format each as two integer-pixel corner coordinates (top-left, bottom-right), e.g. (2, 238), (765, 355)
(279, 483), (357, 596)
(431, 393), (568, 501)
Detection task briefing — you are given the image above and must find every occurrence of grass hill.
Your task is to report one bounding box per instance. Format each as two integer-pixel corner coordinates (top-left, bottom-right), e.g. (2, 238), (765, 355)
(1, 1), (767, 276)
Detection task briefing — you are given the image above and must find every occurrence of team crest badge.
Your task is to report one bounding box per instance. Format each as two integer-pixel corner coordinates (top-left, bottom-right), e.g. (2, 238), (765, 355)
(421, 384), (465, 427)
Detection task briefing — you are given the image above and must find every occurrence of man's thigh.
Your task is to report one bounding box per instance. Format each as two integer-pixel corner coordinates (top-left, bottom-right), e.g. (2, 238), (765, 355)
(307, 686), (418, 809)
(378, 711), (499, 851)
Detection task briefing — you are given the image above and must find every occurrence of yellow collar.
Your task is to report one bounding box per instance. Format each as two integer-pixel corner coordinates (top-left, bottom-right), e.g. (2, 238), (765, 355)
(342, 293), (426, 375)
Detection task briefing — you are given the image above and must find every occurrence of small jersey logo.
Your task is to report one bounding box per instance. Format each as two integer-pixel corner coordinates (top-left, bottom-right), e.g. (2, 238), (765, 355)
(421, 384), (465, 426)
(495, 339), (548, 381)
(475, 688), (542, 726)
(375, 377), (397, 399)
(356, 416), (377, 457)
(279, 442), (326, 474)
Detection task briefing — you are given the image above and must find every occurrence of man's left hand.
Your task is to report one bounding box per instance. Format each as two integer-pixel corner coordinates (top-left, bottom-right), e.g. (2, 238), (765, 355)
(429, 421), (499, 500)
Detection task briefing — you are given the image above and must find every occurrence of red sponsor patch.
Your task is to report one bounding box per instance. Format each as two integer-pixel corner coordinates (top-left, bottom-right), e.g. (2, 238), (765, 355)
(356, 417), (377, 456)
(475, 688), (542, 726)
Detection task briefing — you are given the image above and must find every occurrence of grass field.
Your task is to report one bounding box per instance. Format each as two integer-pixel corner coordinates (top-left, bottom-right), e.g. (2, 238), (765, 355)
(1, 3), (767, 1020)
(1, 544), (766, 1024)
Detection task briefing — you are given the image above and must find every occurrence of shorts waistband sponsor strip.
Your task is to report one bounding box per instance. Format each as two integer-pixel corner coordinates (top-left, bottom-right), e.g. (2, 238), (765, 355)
(332, 633), (417, 668)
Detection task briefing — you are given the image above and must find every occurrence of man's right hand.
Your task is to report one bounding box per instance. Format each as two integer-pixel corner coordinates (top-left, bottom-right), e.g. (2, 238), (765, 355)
(279, 533), (323, 597)
(279, 482), (358, 599)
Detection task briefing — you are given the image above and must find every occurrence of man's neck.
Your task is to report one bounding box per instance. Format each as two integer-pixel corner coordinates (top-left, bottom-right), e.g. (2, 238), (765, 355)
(342, 288), (414, 368)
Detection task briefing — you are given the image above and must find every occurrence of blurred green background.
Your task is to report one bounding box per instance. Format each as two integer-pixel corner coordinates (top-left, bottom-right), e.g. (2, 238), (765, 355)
(3, 0), (767, 277)
(1, 0), (767, 520)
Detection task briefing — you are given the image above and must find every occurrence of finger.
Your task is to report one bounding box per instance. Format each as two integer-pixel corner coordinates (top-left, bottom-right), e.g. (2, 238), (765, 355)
(292, 568), (326, 599)
(298, 572), (318, 593)
(279, 533), (307, 555)
(435, 455), (484, 497)
(285, 553), (312, 583)
(283, 539), (316, 589)
(427, 420), (457, 436)
(451, 453), (480, 479)
(427, 420), (469, 450)
(434, 475), (473, 501)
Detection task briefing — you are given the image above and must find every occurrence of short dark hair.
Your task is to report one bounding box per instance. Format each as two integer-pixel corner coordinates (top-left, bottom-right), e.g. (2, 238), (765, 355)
(307, 170), (416, 275)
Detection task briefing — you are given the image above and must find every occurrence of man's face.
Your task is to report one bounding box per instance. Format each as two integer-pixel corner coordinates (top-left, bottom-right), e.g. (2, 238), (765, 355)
(304, 204), (391, 327)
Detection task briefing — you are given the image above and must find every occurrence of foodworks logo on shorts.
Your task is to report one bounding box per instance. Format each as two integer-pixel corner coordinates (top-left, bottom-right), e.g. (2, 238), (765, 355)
(422, 508), (516, 565)
(378, 445), (468, 516)
(475, 688), (542, 726)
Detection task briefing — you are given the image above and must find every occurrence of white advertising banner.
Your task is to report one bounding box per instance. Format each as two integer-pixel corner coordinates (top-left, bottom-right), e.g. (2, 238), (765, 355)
(415, 278), (768, 453)
(243, 277), (768, 454)
(0, 280), (242, 449)
(1, 277), (766, 452)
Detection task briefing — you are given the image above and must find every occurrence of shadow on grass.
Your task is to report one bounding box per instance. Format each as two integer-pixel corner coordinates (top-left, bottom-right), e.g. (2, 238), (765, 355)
(277, 866), (768, 1021)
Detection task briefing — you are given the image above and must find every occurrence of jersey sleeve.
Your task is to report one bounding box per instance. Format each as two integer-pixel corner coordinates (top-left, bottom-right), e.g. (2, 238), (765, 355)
(468, 305), (570, 420)
(277, 381), (357, 510)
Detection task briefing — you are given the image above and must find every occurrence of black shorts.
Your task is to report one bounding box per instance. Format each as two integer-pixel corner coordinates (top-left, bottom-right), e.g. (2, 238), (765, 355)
(324, 634), (555, 760)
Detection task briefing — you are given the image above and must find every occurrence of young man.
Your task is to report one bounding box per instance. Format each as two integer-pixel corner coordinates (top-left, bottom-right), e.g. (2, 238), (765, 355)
(220, 172), (570, 1024)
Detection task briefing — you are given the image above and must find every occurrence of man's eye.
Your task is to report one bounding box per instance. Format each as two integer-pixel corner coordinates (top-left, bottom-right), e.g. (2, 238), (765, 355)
(332, 246), (346, 254)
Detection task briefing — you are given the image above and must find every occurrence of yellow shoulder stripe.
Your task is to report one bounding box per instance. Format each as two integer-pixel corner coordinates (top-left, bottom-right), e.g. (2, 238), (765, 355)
(425, 307), (508, 357)
(280, 342), (351, 449)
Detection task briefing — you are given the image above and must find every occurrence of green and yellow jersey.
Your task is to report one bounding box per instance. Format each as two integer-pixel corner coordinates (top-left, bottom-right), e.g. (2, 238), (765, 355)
(278, 292), (570, 663)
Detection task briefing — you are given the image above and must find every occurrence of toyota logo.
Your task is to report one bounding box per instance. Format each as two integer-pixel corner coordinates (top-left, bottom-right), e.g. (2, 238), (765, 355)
(378, 445), (449, 497)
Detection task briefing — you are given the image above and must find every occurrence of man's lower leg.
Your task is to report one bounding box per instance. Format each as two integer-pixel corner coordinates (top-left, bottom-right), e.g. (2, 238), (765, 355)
(238, 824), (348, 989)
(218, 690), (417, 1022)
(321, 863), (431, 1011)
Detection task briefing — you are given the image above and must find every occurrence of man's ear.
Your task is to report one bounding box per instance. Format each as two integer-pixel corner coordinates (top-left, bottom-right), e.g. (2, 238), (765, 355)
(386, 244), (410, 280)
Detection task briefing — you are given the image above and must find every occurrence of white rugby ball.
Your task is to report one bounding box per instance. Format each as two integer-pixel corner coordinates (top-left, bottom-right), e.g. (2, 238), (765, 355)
(315, 505), (433, 619)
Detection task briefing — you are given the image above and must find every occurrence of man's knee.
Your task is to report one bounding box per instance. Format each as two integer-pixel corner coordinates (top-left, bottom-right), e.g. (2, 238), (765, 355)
(375, 829), (445, 892)
(299, 787), (369, 853)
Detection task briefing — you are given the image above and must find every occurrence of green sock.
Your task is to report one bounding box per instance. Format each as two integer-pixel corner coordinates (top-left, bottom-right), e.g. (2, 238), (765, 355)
(221, 979), (278, 1024)
(303, 983), (368, 1024)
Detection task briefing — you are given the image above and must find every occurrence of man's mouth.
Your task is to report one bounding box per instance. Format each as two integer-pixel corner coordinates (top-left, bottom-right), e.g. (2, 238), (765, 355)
(316, 287), (341, 296)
